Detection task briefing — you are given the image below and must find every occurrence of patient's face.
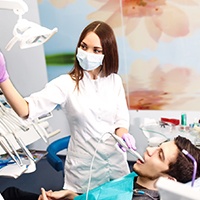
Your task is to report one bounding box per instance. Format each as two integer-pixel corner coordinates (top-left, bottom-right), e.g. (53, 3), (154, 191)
(133, 140), (179, 180)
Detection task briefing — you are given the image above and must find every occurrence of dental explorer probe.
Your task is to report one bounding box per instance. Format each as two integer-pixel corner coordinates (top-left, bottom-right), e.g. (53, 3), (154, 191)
(109, 132), (144, 162)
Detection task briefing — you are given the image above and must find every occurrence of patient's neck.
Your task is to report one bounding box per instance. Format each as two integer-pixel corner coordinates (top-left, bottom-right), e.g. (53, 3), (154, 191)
(136, 176), (158, 190)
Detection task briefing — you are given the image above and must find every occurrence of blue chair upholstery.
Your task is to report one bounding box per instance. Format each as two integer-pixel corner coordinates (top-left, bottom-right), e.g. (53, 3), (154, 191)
(46, 136), (70, 172)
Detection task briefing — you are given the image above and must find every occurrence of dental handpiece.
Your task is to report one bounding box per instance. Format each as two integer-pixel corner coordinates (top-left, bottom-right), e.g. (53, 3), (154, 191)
(32, 123), (47, 143)
(15, 136), (35, 162)
(0, 120), (23, 166)
(0, 118), (34, 162)
(0, 133), (23, 166)
(0, 140), (21, 167)
(110, 132), (144, 162)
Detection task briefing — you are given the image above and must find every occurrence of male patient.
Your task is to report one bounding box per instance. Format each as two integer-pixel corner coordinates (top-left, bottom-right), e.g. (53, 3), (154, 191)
(2, 136), (200, 200)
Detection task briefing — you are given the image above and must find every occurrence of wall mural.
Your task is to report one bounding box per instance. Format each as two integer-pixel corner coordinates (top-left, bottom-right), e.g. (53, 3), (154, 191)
(38, 0), (200, 111)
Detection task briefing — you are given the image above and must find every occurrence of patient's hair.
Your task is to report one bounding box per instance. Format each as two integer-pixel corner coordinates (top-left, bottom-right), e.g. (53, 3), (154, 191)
(167, 136), (200, 183)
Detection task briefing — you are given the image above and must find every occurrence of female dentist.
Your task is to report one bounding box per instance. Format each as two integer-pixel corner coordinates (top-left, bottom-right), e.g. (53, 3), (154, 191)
(0, 21), (136, 194)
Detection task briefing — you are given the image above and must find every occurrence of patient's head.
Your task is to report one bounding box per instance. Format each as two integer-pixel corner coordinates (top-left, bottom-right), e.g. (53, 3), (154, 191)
(133, 136), (200, 183)
(167, 136), (200, 183)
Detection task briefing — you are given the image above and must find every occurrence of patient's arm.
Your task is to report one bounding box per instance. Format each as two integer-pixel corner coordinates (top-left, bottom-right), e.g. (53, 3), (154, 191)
(38, 188), (78, 200)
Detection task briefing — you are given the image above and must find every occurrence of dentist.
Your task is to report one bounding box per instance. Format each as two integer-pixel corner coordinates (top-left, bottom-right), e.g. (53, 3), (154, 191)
(0, 21), (136, 194)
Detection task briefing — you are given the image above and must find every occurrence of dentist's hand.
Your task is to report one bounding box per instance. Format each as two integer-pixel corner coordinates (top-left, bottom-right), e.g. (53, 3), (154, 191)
(0, 52), (9, 83)
(119, 133), (136, 152)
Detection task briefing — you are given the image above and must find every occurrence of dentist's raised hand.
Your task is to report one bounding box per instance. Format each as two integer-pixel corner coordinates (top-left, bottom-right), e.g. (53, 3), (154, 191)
(0, 52), (9, 83)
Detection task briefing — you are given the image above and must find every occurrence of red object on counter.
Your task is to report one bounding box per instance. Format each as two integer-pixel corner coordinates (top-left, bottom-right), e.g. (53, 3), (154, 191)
(161, 118), (180, 126)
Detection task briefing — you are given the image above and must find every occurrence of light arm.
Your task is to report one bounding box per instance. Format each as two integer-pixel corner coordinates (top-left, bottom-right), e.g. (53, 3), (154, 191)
(0, 0), (58, 51)
(0, 0), (28, 16)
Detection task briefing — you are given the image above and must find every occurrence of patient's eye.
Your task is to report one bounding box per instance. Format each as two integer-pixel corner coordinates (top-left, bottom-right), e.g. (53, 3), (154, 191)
(158, 149), (164, 161)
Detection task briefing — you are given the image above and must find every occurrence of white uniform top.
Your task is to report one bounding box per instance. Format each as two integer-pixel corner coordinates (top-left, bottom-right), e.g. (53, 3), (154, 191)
(0, 194), (4, 200)
(26, 71), (130, 193)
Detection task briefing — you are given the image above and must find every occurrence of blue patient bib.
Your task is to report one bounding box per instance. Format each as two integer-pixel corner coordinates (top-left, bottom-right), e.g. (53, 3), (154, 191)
(75, 172), (137, 200)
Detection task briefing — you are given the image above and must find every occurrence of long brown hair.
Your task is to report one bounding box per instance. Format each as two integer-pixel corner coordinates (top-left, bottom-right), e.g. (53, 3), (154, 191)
(69, 21), (119, 89)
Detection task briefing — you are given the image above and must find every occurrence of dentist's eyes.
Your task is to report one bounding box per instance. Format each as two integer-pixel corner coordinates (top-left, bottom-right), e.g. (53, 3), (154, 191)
(80, 44), (87, 50)
(80, 43), (103, 54)
(94, 49), (103, 54)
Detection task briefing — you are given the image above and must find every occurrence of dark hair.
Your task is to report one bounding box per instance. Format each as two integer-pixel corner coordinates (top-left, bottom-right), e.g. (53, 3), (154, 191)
(69, 21), (119, 89)
(166, 136), (200, 183)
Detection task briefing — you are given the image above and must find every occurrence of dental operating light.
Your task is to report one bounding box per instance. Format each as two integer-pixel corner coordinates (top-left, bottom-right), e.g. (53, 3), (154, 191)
(0, 0), (58, 51)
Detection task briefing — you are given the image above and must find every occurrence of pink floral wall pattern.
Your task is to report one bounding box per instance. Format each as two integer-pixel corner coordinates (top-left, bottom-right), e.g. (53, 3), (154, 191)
(38, 0), (200, 110)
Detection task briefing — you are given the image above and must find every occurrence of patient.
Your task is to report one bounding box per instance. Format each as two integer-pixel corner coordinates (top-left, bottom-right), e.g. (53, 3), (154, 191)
(2, 136), (200, 200)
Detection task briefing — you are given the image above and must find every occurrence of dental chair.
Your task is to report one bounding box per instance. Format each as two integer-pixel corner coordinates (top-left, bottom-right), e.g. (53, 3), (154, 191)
(46, 136), (70, 172)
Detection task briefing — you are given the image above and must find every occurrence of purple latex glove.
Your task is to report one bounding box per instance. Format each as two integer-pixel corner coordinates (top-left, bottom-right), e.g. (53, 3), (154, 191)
(0, 52), (9, 83)
(119, 133), (136, 152)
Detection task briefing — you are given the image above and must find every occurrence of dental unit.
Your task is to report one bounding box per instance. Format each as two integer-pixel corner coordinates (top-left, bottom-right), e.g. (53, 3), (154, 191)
(0, 0), (58, 51)
(0, 94), (60, 175)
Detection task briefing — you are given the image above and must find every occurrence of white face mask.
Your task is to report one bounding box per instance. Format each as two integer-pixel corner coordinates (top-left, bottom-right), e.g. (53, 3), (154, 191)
(76, 48), (104, 71)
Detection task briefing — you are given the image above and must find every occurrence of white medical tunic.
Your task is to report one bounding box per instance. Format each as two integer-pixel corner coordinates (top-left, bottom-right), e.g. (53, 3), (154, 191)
(26, 71), (130, 193)
(0, 194), (4, 200)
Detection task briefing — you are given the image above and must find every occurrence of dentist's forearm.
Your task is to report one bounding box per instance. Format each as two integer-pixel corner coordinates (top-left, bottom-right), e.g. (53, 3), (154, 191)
(0, 79), (29, 119)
